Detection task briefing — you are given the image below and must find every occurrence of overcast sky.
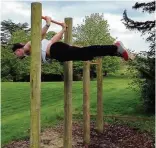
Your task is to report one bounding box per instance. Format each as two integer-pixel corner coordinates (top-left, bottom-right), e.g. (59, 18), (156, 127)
(1, 0), (154, 53)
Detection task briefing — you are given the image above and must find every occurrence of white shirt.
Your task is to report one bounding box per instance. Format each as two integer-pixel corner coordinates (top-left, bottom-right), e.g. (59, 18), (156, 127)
(24, 39), (52, 63)
(41, 39), (52, 63)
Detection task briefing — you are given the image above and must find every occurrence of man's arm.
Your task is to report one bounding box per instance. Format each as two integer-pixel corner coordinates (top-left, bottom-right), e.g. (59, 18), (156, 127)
(23, 16), (52, 53)
(41, 16), (52, 40)
(41, 24), (50, 39)
(23, 41), (31, 53)
(23, 16), (65, 53)
(41, 16), (65, 39)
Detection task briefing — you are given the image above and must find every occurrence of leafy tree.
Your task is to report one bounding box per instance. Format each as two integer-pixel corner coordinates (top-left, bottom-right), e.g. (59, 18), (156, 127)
(45, 31), (57, 40)
(42, 60), (63, 76)
(1, 46), (14, 81)
(1, 30), (31, 81)
(122, 1), (155, 113)
(102, 57), (121, 76)
(9, 30), (31, 45)
(1, 20), (30, 81)
(1, 19), (29, 44)
(73, 13), (115, 46)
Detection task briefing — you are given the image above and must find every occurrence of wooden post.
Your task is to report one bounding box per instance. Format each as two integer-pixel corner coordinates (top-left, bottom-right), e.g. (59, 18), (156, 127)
(30, 2), (42, 148)
(83, 61), (90, 146)
(63, 18), (73, 148)
(96, 58), (103, 133)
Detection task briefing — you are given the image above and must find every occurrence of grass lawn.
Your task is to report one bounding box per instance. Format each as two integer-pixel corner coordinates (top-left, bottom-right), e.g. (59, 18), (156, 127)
(1, 77), (154, 145)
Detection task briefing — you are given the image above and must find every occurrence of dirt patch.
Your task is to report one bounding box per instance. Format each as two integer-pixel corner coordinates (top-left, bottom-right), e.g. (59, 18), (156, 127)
(41, 128), (63, 148)
(3, 121), (154, 148)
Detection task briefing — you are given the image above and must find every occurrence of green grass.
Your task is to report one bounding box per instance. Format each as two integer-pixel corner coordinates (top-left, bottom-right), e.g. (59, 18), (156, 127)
(1, 77), (154, 145)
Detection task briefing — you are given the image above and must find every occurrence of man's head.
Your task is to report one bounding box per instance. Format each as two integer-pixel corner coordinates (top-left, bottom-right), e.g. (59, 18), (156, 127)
(12, 43), (25, 59)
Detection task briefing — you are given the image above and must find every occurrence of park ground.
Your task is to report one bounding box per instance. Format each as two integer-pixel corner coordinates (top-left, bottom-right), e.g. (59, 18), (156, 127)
(2, 76), (155, 148)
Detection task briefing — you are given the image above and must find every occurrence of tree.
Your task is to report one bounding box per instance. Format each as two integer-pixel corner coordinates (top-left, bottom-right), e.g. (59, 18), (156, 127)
(45, 31), (57, 40)
(1, 46), (14, 81)
(1, 20), (30, 81)
(1, 19), (29, 44)
(73, 13), (121, 77)
(102, 57), (121, 76)
(1, 30), (31, 81)
(73, 13), (115, 46)
(122, 1), (155, 113)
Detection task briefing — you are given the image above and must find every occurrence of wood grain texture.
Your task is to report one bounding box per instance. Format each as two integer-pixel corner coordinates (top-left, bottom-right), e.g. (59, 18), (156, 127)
(30, 2), (42, 148)
(83, 61), (90, 145)
(63, 18), (73, 148)
(96, 58), (103, 133)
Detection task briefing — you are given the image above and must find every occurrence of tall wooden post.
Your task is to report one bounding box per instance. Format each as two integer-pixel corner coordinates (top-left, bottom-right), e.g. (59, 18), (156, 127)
(63, 18), (73, 148)
(96, 58), (103, 133)
(30, 2), (42, 148)
(83, 61), (90, 146)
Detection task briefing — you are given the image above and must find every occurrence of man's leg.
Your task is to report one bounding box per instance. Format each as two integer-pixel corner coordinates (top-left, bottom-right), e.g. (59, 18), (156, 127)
(50, 41), (129, 61)
(80, 41), (129, 61)
(81, 45), (117, 56)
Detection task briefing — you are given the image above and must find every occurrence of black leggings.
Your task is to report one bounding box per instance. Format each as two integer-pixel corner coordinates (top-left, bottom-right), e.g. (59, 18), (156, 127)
(50, 42), (118, 62)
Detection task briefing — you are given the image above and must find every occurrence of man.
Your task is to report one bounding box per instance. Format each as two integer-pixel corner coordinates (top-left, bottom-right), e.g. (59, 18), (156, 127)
(12, 16), (131, 63)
